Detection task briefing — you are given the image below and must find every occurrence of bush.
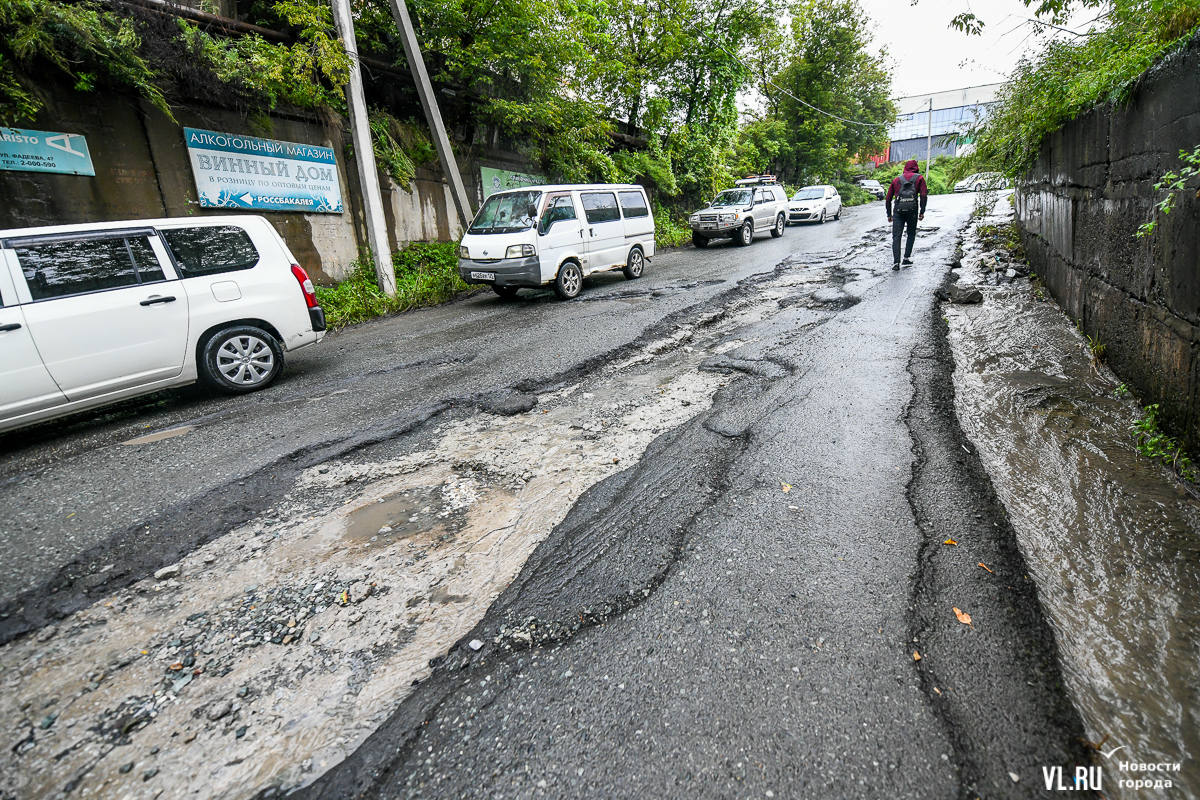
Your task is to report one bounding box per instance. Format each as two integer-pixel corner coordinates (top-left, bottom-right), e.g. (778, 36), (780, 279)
(833, 180), (876, 207)
(653, 201), (693, 249)
(315, 241), (471, 329)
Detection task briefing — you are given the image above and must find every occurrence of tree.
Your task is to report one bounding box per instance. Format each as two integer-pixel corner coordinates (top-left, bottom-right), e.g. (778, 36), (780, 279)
(746, 0), (894, 185)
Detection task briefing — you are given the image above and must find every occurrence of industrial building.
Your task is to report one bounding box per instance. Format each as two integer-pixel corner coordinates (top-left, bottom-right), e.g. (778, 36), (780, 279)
(884, 83), (1002, 163)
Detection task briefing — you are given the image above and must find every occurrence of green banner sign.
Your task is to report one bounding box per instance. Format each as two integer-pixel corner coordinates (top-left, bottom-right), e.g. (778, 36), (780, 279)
(480, 166), (546, 199)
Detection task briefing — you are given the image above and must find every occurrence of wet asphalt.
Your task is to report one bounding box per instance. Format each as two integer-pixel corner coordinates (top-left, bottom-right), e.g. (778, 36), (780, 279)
(1, 196), (1092, 798)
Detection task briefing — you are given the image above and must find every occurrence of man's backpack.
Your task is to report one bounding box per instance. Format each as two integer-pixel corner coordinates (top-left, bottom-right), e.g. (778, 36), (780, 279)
(896, 174), (920, 212)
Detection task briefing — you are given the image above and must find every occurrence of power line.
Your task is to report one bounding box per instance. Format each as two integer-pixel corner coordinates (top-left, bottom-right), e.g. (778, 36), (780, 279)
(694, 27), (891, 128)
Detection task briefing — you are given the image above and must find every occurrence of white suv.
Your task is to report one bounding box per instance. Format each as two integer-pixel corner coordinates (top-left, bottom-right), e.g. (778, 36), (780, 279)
(689, 176), (788, 247)
(0, 216), (325, 433)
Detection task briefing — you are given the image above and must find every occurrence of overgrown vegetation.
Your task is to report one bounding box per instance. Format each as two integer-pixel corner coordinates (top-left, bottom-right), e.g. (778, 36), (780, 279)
(1132, 404), (1198, 482)
(315, 242), (469, 328)
(652, 202), (693, 249)
(955, 0), (1200, 178)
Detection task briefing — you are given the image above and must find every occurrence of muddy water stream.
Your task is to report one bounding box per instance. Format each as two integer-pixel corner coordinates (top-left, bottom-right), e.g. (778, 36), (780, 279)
(946, 205), (1200, 798)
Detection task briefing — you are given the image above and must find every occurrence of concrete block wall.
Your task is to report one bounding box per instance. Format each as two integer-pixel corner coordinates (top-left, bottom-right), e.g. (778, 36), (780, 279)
(1016, 34), (1200, 445)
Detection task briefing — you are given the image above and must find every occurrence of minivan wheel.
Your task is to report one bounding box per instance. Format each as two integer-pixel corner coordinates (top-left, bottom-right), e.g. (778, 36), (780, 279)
(771, 214), (785, 238)
(554, 262), (583, 300)
(492, 285), (520, 299)
(692, 233), (710, 248)
(734, 221), (753, 246)
(200, 325), (284, 394)
(622, 247), (645, 279)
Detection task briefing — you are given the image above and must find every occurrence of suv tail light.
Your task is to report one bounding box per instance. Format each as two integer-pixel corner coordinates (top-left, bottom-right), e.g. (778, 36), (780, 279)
(291, 264), (317, 308)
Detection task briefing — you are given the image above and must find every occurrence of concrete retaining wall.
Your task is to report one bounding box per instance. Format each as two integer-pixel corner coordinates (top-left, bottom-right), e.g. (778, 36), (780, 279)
(0, 79), (531, 284)
(1016, 34), (1200, 445)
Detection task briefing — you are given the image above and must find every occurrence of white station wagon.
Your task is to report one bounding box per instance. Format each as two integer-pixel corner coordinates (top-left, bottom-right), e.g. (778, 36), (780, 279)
(0, 216), (326, 433)
(458, 184), (655, 300)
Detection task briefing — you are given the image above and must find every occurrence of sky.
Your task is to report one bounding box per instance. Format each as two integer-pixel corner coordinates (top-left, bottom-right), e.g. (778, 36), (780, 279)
(858, 0), (1086, 98)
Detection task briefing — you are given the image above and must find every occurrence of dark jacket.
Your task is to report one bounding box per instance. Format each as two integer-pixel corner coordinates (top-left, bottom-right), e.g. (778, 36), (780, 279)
(886, 160), (928, 215)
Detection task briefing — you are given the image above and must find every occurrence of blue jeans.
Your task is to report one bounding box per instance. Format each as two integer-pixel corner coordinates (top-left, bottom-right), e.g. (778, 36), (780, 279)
(892, 210), (917, 263)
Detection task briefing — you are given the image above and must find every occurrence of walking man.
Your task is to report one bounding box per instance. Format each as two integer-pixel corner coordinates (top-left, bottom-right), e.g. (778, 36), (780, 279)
(885, 159), (928, 270)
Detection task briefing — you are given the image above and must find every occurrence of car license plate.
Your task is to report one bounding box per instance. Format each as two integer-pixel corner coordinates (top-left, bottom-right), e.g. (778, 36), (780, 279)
(470, 271), (496, 281)
(700, 223), (716, 230)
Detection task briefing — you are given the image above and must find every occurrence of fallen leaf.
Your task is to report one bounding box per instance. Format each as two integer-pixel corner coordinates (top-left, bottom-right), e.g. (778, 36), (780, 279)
(933, 687), (942, 695)
(943, 539), (957, 546)
(779, 479), (792, 493)
(978, 562), (993, 574)
(953, 607), (974, 627)
(912, 651), (921, 661)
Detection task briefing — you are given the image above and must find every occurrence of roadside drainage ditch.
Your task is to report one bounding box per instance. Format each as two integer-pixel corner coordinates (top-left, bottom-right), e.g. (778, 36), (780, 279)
(944, 202), (1200, 798)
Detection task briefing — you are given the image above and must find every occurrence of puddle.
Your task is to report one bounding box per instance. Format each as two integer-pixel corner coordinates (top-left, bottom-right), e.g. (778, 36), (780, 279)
(341, 487), (444, 544)
(945, 205), (1200, 797)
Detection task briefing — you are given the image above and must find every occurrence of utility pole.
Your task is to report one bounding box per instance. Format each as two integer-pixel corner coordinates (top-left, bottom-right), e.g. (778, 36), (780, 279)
(330, 0), (396, 296)
(387, 0), (474, 230)
(926, 97), (933, 178)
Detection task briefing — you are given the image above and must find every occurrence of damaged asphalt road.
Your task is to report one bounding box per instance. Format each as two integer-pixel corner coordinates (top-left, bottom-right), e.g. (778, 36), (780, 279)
(1, 196), (1092, 799)
(294, 194), (1090, 800)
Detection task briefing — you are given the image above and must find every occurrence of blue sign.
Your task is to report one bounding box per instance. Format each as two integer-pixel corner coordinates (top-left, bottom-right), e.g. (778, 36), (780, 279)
(0, 128), (95, 175)
(183, 127), (344, 214)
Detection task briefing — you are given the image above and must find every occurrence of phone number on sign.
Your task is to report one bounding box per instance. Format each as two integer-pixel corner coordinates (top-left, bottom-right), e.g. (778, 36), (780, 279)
(1, 157), (58, 168)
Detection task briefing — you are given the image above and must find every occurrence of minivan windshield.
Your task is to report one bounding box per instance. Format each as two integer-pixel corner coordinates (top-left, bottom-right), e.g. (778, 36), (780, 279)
(792, 188), (824, 200)
(469, 190), (543, 235)
(711, 189), (754, 207)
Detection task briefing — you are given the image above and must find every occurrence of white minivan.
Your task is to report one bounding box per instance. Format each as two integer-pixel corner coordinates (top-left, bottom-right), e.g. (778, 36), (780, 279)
(0, 215), (326, 433)
(458, 184), (655, 300)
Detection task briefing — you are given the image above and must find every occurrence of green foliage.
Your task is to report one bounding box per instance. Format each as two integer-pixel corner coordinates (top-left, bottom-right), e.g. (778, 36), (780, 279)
(962, 0), (1200, 178)
(172, 1), (350, 112)
(0, 0), (353, 125)
(1132, 403), (1198, 481)
(1115, 383), (1130, 397)
(832, 180), (875, 207)
(0, 0), (169, 124)
(315, 242), (469, 329)
(652, 201), (693, 249)
(1137, 143), (1200, 237)
(754, 0), (895, 185)
(369, 111), (437, 190)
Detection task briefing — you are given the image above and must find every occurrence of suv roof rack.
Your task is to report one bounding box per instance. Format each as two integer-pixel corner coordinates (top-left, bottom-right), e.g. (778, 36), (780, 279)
(733, 175), (778, 186)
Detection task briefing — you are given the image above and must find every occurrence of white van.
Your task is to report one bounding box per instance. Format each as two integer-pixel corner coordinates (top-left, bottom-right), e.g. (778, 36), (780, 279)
(457, 184), (655, 300)
(0, 215), (325, 433)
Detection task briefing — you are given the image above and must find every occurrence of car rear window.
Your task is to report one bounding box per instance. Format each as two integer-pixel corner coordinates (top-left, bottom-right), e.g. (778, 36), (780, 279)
(161, 225), (260, 278)
(581, 192), (621, 224)
(12, 233), (165, 301)
(618, 191), (649, 218)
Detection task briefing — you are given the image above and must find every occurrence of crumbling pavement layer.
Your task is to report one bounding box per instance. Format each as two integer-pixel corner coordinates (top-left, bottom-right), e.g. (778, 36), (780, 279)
(2, 246), (866, 800)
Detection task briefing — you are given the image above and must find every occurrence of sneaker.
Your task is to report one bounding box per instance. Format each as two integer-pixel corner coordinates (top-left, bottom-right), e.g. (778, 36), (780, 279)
(892, 263), (900, 271)
(902, 257), (913, 265)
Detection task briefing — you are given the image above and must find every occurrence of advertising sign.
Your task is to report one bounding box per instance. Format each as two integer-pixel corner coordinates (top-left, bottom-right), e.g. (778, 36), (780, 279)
(0, 128), (94, 175)
(480, 166), (546, 200)
(183, 127), (344, 214)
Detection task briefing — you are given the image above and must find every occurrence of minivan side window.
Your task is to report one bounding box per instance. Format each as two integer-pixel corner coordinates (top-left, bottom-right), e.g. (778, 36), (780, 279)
(539, 194), (577, 234)
(617, 190), (649, 218)
(15, 237), (150, 301)
(581, 192), (621, 224)
(161, 226), (260, 278)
